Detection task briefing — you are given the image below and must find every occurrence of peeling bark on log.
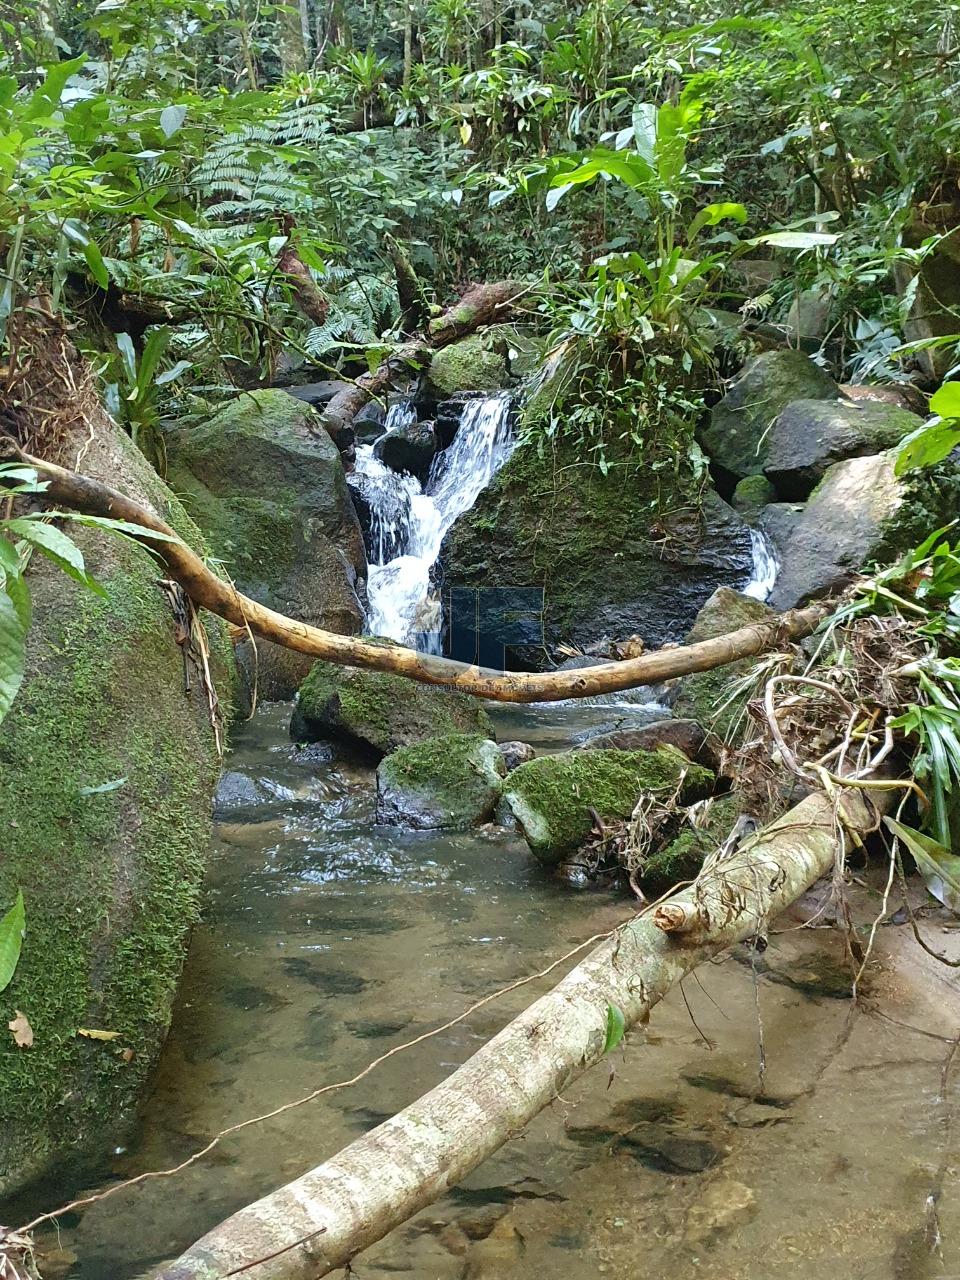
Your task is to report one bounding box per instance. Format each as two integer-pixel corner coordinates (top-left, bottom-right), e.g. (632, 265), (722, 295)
(0, 443), (826, 703)
(156, 785), (885, 1280)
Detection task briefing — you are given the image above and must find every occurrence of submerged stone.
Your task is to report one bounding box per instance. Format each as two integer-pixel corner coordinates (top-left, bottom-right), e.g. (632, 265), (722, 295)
(291, 659), (493, 759)
(502, 747), (714, 864)
(577, 718), (706, 762)
(376, 733), (507, 829)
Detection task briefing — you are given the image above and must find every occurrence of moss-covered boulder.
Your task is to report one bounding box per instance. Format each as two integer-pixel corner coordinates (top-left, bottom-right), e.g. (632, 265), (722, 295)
(763, 398), (920, 500)
(732, 474), (776, 519)
(672, 588), (776, 743)
(0, 411), (230, 1195)
(426, 331), (511, 398)
(699, 350), (839, 483)
(166, 389), (366, 700)
(376, 733), (506, 828)
(443, 435), (754, 657)
(641, 794), (742, 893)
(502, 747), (714, 864)
(291, 659), (493, 758)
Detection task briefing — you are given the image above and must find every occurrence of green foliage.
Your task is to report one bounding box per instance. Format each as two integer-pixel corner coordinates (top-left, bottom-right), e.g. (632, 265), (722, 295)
(602, 1002), (625, 1053)
(0, 889), (25, 994)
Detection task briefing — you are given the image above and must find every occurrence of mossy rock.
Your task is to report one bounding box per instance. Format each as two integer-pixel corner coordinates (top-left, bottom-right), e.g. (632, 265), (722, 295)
(443, 434), (754, 657)
(376, 733), (506, 828)
(699, 350), (839, 482)
(291, 658), (493, 758)
(166, 389), (366, 700)
(732, 474), (777, 519)
(642, 795), (742, 893)
(425, 329), (512, 396)
(503, 747), (714, 865)
(0, 422), (230, 1195)
(673, 588), (776, 744)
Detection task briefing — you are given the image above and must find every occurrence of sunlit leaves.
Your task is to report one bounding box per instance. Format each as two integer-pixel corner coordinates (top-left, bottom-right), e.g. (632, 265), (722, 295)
(0, 889), (25, 993)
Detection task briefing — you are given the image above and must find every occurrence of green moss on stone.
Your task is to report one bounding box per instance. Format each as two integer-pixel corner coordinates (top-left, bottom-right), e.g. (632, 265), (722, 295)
(642, 794), (741, 892)
(376, 733), (506, 828)
(293, 659), (494, 757)
(732, 474), (776, 518)
(503, 747), (714, 864)
(426, 330), (511, 395)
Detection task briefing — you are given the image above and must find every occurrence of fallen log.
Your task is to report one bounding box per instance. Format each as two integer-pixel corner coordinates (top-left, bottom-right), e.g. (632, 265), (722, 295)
(318, 278), (529, 437)
(0, 441), (826, 702)
(156, 783), (885, 1280)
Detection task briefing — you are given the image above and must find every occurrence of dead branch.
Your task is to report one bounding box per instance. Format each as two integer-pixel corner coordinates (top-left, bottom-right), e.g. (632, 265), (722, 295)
(0, 440), (827, 703)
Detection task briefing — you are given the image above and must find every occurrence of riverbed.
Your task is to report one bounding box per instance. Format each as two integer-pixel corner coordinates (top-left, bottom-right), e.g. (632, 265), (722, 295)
(12, 698), (959, 1280)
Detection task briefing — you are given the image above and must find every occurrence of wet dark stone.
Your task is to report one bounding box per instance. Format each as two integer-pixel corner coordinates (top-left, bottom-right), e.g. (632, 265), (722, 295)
(281, 957), (371, 994)
(281, 380), (350, 406)
(214, 771), (265, 813)
(353, 399), (387, 440)
(619, 1128), (722, 1174)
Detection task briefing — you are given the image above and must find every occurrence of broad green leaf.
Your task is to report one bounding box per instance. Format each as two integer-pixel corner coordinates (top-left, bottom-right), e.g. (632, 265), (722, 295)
(0, 535), (19, 576)
(4, 572), (31, 632)
(545, 182), (572, 212)
(83, 240), (109, 289)
(5, 518), (105, 595)
(79, 777), (127, 796)
(160, 104), (187, 139)
(930, 383), (960, 420)
(154, 358), (192, 387)
(0, 586), (26, 724)
(603, 1002), (626, 1054)
(894, 419), (960, 476)
(0, 889), (25, 993)
(631, 102), (657, 165)
(686, 201), (748, 244)
(750, 230), (840, 249)
(115, 331), (138, 386)
(135, 326), (170, 397)
(885, 817), (960, 913)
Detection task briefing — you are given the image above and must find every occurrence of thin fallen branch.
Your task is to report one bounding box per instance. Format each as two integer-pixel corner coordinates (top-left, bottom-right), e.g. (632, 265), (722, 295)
(0, 440), (826, 703)
(156, 783), (885, 1280)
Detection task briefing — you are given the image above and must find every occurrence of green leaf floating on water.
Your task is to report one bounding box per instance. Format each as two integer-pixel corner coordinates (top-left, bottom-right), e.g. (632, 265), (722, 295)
(603, 1002), (626, 1054)
(0, 889), (25, 993)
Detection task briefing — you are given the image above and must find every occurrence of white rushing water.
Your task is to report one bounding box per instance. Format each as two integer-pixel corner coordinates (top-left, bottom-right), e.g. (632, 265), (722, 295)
(350, 394), (515, 650)
(743, 526), (779, 601)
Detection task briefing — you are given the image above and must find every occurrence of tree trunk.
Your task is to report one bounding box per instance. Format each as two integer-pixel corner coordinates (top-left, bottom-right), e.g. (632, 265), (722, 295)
(0, 442), (826, 703)
(156, 785), (884, 1280)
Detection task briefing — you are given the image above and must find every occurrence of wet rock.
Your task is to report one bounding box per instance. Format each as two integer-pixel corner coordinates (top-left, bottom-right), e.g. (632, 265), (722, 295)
(281, 379), (351, 406)
(503, 748), (714, 865)
(577, 718), (706, 762)
(166, 389), (366, 701)
(434, 392), (477, 448)
(352, 398), (386, 440)
(640, 793), (742, 893)
(699, 349), (839, 483)
(498, 740), (536, 771)
(214, 771), (265, 813)
(620, 1127), (723, 1174)
(445, 436), (755, 658)
(291, 658), (493, 759)
(841, 382), (926, 414)
(768, 452), (903, 609)
(373, 418), (437, 482)
(732, 473), (777, 519)
(376, 734), (507, 829)
(672, 589), (776, 743)
(764, 398), (920, 500)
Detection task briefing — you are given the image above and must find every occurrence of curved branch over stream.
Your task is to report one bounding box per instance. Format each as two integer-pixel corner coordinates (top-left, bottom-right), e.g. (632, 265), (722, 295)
(156, 785), (884, 1280)
(0, 443), (825, 702)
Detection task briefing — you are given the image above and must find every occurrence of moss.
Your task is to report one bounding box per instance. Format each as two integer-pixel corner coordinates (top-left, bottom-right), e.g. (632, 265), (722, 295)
(426, 330), (511, 395)
(0, 541), (223, 1191)
(642, 794), (741, 892)
(376, 733), (506, 828)
(877, 455), (960, 561)
(293, 660), (494, 758)
(673, 660), (758, 745)
(732, 474), (776, 518)
(503, 747), (714, 864)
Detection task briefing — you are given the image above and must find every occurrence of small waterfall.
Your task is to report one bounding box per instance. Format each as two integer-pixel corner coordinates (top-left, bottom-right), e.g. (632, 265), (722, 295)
(743, 527), (779, 601)
(351, 394), (515, 650)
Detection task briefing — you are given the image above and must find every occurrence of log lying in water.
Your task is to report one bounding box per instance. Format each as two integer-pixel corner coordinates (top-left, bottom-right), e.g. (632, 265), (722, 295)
(0, 441), (825, 703)
(155, 784), (884, 1280)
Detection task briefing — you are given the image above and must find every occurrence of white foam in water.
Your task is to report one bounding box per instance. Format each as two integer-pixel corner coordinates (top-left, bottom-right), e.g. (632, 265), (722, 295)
(352, 394), (515, 650)
(743, 527), (779, 601)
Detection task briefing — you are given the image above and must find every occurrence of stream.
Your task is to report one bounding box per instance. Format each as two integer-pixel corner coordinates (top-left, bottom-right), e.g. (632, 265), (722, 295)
(16, 397), (960, 1279)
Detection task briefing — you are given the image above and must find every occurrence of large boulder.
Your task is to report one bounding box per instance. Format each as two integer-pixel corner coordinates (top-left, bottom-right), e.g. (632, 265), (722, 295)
(166, 389), (366, 700)
(672, 589), (776, 744)
(424, 329), (512, 398)
(699, 350), (839, 483)
(291, 659), (493, 758)
(767, 452), (904, 609)
(763, 398), (920, 500)
(502, 748), (713, 865)
(376, 733), (506, 828)
(443, 437), (755, 659)
(0, 384), (230, 1193)
(373, 418), (437, 482)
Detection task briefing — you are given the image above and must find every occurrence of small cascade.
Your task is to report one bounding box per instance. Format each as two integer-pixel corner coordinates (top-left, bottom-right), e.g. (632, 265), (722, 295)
(743, 527), (779, 601)
(350, 394), (515, 650)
